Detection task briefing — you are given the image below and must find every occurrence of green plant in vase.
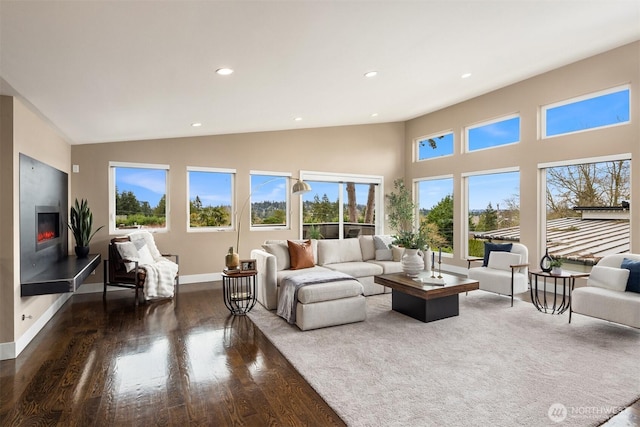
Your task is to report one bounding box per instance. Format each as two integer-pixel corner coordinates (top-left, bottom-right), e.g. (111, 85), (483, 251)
(549, 258), (563, 274)
(68, 198), (104, 258)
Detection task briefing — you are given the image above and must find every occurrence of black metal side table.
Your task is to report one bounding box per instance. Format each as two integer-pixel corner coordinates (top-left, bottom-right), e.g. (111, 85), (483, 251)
(529, 270), (589, 314)
(222, 270), (257, 315)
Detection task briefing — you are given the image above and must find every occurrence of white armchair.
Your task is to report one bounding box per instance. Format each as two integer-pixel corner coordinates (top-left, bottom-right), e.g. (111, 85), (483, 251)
(570, 253), (640, 328)
(467, 242), (529, 306)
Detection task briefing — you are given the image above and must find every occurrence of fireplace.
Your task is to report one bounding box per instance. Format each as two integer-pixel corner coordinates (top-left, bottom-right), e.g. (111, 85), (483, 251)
(36, 207), (61, 250)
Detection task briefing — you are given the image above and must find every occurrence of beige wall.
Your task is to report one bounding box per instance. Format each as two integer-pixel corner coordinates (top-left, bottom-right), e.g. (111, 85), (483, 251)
(71, 122), (405, 283)
(405, 41), (640, 270)
(0, 96), (15, 344)
(0, 96), (71, 350)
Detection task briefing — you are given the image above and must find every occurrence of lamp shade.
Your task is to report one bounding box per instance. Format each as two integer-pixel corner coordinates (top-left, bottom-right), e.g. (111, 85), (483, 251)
(292, 180), (312, 195)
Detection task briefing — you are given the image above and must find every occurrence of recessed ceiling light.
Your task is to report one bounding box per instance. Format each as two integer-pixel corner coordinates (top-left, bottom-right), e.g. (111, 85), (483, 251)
(461, 73), (472, 79)
(191, 122), (202, 127)
(294, 117), (303, 121)
(371, 113), (379, 117)
(364, 71), (378, 78)
(216, 68), (234, 75)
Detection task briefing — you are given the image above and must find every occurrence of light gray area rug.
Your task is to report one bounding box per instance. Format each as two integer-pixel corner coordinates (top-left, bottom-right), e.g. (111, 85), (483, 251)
(248, 291), (640, 427)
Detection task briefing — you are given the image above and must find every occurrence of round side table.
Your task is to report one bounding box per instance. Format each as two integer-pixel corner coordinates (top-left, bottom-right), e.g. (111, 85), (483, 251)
(529, 270), (587, 314)
(222, 270), (257, 315)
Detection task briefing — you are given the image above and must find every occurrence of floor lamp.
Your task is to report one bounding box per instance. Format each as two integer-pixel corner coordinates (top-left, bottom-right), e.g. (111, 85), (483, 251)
(233, 176), (312, 260)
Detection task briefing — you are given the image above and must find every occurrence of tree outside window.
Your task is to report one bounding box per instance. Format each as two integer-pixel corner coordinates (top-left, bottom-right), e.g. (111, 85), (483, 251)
(467, 171), (520, 257)
(417, 178), (454, 253)
(250, 174), (287, 228)
(188, 169), (233, 229)
(113, 165), (168, 230)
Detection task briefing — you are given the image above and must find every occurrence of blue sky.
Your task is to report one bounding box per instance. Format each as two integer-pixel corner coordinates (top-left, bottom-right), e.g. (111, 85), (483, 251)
(188, 171), (232, 206)
(416, 173), (519, 212)
(546, 88), (629, 136)
(468, 116), (520, 151)
(468, 172), (519, 210)
(115, 167), (166, 207)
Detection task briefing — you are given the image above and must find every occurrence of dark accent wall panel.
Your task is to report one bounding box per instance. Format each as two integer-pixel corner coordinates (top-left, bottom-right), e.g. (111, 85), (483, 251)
(19, 153), (68, 286)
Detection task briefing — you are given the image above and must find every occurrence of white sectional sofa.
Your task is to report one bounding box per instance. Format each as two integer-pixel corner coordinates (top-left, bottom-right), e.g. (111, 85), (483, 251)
(570, 253), (640, 328)
(250, 235), (407, 330)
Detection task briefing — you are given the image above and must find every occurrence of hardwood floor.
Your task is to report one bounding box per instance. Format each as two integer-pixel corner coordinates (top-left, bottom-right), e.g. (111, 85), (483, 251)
(0, 283), (637, 426)
(0, 283), (345, 426)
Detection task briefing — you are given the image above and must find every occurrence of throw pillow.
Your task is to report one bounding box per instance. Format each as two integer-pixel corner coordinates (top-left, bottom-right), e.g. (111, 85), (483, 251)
(137, 244), (155, 266)
(621, 258), (640, 293)
(115, 241), (139, 272)
(359, 235), (376, 261)
(391, 245), (404, 262)
(373, 235), (393, 250)
(587, 265), (629, 292)
(482, 242), (513, 267)
(375, 249), (393, 261)
(287, 240), (315, 270)
(373, 235), (394, 260)
(487, 251), (521, 272)
(262, 242), (290, 271)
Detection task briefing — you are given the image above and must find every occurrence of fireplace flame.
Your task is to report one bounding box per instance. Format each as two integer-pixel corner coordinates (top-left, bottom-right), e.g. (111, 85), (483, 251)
(37, 230), (57, 243)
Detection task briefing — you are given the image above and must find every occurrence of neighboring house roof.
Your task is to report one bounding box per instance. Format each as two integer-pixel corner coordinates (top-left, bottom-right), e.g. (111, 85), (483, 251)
(473, 217), (630, 265)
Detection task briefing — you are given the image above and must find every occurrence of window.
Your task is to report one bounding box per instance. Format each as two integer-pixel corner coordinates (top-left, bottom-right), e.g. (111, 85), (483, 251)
(187, 167), (234, 230)
(466, 115), (520, 152)
(417, 131), (454, 161)
(249, 173), (289, 229)
(343, 182), (376, 237)
(465, 170), (520, 257)
(542, 156), (630, 270)
(110, 162), (169, 233)
(416, 177), (454, 254)
(300, 172), (382, 239)
(542, 86), (630, 138)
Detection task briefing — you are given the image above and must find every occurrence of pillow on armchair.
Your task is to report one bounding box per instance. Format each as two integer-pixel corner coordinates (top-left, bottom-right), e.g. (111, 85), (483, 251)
(587, 265), (629, 292)
(487, 251), (521, 271)
(482, 242), (513, 267)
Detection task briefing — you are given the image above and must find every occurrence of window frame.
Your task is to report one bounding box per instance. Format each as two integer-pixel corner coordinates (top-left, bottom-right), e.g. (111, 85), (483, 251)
(465, 114), (521, 153)
(109, 161), (170, 235)
(541, 85), (631, 139)
(462, 167), (520, 258)
(248, 170), (292, 232)
(415, 130), (455, 162)
(537, 153), (632, 269)
(299, 171), (384, 239)
(186, 166), (236, 232)
(414, 175), (455, 257)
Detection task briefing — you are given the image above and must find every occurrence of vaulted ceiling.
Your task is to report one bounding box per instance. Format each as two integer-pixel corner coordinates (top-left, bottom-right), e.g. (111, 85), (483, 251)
(1, 1), (639, 145)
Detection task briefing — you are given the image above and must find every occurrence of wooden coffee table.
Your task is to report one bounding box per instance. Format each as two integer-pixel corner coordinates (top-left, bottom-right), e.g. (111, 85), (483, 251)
(374, 272), (479, 323)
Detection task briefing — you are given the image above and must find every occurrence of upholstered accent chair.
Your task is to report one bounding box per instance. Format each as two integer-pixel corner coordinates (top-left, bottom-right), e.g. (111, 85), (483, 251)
(570, 253), (640, 328)
(467, 242), (529, 306)
(104, 231), (179, 305)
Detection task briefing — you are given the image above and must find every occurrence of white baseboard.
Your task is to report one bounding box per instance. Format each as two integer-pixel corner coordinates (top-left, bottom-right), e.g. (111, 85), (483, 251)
(0, 292), (73, 360)
(74, 272), (223, 294)
(1, 273), (222, 360)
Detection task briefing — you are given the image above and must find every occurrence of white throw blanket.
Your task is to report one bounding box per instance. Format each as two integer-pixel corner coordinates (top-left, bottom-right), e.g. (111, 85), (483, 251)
(277, 271), (355, 324)
(141, 258), (178, 300)
(128, 230), (178, 300)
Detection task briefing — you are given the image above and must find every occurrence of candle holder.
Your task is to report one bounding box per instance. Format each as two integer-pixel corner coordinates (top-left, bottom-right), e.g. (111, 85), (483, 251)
(430, 262), (436, 278)
(437, 261), (443, 279)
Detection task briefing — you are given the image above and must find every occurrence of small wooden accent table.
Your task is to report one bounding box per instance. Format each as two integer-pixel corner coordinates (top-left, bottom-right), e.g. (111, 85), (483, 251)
(374, 272), (479, 323)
